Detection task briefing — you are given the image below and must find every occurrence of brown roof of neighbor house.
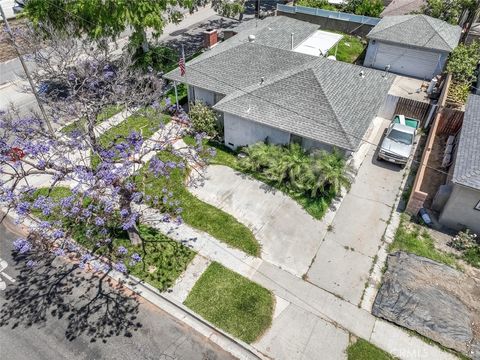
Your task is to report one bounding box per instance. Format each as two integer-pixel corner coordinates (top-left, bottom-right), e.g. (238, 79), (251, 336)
(381, 0), (427, 17)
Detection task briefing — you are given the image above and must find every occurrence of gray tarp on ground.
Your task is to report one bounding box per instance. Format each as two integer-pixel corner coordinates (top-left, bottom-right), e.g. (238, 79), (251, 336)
(373, 251), (480, 359)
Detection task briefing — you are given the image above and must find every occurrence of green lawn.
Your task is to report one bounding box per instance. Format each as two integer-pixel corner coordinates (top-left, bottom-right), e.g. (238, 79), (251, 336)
(164, 83), (188, 106)
(91, 108), (170, 167)
(96, 108), (169, 147)
(137, 151), (260, 256)
(31, 187), (194, 291)
(184, 136), (334, 220)
(327, 34), (366, 64)
(347, 338), (396, 360)
(388, 215), (458, 268)
(61, 104), (124, 133)
(184, 262), (274, 343)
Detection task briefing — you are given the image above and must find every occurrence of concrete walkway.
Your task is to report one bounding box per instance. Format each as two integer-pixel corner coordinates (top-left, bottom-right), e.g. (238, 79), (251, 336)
(167, 254), (211, 303)
(189, 165), (330, 277)
(139, 204), (456, 360)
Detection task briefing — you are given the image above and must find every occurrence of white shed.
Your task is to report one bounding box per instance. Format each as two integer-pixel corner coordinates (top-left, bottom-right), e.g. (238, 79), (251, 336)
(363, 15), (461, 79)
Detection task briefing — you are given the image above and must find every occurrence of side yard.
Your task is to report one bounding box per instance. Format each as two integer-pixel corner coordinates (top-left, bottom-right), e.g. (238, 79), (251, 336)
(327, 34), (367, 64)
(374, 213), (480, 359)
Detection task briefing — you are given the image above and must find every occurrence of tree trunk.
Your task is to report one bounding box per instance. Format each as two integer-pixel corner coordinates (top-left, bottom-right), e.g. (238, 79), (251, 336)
(127, 224), (142, 246)
(119, 188), (143, 246)
(86, 113), (97, 148)
(141, 30), (149, 53)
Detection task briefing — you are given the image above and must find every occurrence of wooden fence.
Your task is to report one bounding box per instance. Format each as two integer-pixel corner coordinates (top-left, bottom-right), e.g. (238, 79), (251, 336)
(394, 98), (432, 125)
(437, 108), (464, 135)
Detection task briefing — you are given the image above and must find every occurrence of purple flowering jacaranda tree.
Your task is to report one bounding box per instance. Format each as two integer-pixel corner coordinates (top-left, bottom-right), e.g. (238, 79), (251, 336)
(0, 24), (210, 272)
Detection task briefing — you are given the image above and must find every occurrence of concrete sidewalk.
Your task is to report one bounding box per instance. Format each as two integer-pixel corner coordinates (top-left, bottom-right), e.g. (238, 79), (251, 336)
(139, 205), (457, 360)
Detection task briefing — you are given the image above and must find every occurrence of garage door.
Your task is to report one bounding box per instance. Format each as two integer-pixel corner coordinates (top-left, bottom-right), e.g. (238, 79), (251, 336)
(372, 43), (441, 79)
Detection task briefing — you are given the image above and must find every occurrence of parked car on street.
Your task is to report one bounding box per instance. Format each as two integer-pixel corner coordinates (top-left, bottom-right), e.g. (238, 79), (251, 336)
(377, 115), (419, 166)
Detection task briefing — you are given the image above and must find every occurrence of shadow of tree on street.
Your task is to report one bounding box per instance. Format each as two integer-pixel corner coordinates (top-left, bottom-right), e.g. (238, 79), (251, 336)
(0, 252), (142, 343)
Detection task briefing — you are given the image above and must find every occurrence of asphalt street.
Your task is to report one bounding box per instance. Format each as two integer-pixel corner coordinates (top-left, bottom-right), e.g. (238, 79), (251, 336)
(0, 217), (236, 360)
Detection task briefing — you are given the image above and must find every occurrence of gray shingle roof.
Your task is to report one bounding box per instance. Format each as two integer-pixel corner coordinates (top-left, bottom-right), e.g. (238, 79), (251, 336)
(214, 59), (394, 151)
(452, 94), (480, 190)
(367, 15), (461, 52)
(165, 16), (394, 151)
(164, 16), (319, 92)
(226, 16), (319, 50)
(164, 42), (315, 95)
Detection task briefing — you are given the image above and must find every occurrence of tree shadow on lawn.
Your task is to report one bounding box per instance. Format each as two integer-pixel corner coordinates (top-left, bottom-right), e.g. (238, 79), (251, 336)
(0, 252), (142, 344)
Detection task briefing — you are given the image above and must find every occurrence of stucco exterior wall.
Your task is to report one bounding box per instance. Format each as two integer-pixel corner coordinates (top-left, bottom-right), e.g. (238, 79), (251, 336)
(187, 86), (223, 106)
(223, 113), (291, 149)
(440, 184), (480, 234)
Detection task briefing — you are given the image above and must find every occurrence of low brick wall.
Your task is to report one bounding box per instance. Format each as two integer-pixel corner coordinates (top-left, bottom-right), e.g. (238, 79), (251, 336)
(405, 74), (452, 215)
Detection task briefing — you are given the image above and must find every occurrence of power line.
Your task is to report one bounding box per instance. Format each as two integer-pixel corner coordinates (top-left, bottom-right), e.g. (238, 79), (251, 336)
(17, 0), (453, 178)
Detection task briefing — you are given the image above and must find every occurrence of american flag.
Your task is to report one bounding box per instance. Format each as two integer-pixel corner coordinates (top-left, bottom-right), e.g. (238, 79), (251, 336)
(179, 46), (186, 77)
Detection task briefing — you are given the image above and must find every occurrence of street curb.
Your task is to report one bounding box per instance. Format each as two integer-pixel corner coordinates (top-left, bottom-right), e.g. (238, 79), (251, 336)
(0, 209), (264, 360)
(108, 270), (266, 360)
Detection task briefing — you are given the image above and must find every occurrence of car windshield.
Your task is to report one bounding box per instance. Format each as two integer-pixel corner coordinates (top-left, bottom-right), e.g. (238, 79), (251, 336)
(389, 129), (413, 145)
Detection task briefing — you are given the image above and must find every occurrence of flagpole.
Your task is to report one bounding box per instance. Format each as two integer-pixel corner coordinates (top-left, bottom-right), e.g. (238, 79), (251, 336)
(174, 81), (179, 111)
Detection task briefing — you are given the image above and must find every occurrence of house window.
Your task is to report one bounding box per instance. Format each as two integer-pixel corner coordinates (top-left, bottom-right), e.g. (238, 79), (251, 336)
(475, 200), (480, 211)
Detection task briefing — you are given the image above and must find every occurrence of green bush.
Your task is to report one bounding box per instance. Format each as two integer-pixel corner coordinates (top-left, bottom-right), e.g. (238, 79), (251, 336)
(133, 44), (178, 73)
(447, 82), (471, 105)
(188, 102), (219, 137)
(296, 0), (336, 10)
(344, 0), (384, 17)
(422, 0), (476, 24)
(239, 143), (352, 201)
(448, 229), (480, 268)
(447, 42), (480, 84)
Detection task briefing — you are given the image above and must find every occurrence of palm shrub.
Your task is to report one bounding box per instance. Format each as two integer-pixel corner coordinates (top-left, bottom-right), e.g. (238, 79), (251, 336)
(239, 143), (352, 200)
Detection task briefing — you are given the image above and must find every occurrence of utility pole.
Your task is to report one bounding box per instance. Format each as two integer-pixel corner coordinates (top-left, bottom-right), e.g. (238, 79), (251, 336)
(0, 4), (54, 135)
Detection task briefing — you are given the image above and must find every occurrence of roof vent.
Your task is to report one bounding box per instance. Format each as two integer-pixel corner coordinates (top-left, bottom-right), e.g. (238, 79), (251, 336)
(248, 34), (256, 42)
(360, 70), (365, 78)
(260, 76), (265, 84)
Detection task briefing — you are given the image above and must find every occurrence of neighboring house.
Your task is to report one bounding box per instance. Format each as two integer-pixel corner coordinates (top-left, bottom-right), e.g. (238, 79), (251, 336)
(165, 16), (394, 155)
(380, 0), (426, 17)
(363, 15), (462, 79)
(439, 95), (480, 235)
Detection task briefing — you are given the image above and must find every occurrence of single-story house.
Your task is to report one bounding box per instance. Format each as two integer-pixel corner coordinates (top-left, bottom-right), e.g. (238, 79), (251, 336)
(165, 16), (395, 155)
(439, 95), (480, 234)
(363, 15), (462, 79)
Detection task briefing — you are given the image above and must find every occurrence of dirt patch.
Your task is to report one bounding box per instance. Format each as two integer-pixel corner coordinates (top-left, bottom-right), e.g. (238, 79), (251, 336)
(0, 18), (30, 63)
(373, 251), (480, 359)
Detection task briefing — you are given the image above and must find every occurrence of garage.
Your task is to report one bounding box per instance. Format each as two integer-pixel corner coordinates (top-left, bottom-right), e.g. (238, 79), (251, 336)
(363, 14), (461, 79)
(370, 42), (442, 79)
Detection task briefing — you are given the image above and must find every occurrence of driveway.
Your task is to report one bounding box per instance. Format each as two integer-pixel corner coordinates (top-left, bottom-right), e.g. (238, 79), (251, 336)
(306, 118), (406, 305)
(191, 118), (407, 305)
(189, 166), (330, 277)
